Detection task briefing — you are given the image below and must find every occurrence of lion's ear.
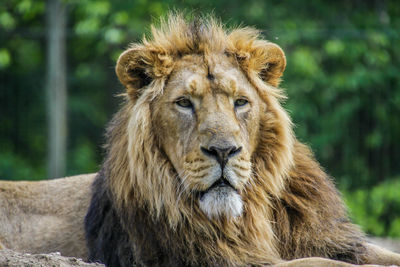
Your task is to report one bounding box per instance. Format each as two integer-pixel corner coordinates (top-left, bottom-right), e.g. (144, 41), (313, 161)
(255, 43), (286, 87)
(115, 48), (153, 100)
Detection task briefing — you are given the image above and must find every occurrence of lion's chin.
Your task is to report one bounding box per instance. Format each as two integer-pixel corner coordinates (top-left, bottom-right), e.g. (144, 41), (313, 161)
(199, 185), (243, 220)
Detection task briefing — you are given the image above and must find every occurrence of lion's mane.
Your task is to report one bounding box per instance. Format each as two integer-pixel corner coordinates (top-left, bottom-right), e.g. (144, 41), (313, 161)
(85, 14), (366, 266)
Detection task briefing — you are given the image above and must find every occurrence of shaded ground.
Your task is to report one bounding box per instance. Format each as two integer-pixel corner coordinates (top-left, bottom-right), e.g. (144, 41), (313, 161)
(369, 237), (400, 253)
(0, 249), (104, 267)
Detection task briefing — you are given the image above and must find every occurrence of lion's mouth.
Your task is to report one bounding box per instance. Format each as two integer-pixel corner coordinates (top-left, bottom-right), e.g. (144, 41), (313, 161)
(199, 177), (236, 200)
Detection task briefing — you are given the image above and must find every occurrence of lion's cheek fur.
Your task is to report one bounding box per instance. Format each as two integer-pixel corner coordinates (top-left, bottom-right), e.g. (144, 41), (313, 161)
(150, 98), (193, 179)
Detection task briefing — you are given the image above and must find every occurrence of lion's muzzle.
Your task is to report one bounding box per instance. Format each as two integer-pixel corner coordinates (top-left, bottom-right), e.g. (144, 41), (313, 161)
(201, 145), (242, 169)
(198, 145), (245, 219)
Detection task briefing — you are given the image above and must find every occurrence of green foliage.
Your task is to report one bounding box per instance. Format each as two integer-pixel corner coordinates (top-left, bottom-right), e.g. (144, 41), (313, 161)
(0, 152), (45, 181)
(0, 0), (399, 236)
(343, 179), (400, 237)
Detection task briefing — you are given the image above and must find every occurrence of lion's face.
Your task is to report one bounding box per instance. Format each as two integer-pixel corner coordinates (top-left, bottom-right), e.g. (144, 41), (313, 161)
(151, 54), (263, 219)
(115, 18), (291, 221)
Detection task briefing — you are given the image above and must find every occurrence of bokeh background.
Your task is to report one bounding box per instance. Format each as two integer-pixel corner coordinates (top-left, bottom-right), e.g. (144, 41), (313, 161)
(1, 0), (399, 238)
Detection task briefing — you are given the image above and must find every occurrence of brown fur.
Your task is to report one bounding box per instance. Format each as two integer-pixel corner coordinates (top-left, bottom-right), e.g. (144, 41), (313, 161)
(0, 174), (95, 259)
(85, 13), (400, 266)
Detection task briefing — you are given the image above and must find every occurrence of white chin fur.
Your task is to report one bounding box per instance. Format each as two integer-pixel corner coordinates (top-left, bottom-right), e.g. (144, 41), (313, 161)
(199, 187), (243, 219)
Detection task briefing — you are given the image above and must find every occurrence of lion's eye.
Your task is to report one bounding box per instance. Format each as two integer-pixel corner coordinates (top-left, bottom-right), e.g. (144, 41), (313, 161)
(176, 98), (193, 108)
(234, 98), (248, 108)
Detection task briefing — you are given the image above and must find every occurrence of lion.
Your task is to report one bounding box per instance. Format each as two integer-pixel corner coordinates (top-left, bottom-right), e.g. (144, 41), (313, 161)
(83, 14), (400, 266)
(0, 173), (95, 260)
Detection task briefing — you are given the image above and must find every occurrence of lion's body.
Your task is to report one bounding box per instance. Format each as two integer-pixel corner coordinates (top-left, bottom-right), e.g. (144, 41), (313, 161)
(84, 14), (400, 266)
(0, 174), (95, 259)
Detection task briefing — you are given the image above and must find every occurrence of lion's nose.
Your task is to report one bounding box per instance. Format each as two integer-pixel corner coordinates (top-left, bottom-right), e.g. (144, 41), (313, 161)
(201, 145), (242, 168)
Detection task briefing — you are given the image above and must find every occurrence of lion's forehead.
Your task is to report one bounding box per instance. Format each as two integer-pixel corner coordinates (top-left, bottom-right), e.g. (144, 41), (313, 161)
(168, 54), (248, 98)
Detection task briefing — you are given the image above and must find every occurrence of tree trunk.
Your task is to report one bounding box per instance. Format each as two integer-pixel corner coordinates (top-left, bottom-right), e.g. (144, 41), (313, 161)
(46, 0), (67, 179)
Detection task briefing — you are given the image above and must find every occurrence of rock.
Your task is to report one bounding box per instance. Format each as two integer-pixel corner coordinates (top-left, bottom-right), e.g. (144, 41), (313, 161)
(0, 249), (104, 267)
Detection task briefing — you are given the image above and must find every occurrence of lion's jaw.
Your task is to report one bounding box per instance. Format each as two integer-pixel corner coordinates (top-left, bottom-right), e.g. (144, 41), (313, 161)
(199, 181), (243, 219)
(152, 54), (261, 220)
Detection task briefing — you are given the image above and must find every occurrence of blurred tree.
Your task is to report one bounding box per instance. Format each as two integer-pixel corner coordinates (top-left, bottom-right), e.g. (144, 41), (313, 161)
(46, 0), (67, 179)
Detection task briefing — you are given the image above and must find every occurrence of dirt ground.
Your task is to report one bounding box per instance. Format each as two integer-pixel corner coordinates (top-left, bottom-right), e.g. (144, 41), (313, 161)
(0, 249), (104, 267)
(0, 238), (399, 266)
